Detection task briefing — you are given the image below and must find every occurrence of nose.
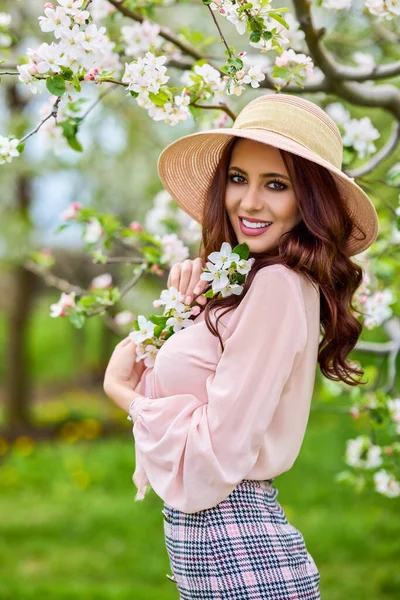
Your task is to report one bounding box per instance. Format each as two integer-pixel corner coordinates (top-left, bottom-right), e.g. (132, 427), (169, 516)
(239, 184), (266, 213)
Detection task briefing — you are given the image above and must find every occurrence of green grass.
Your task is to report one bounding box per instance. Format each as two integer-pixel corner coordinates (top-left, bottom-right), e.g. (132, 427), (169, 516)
(0, 404), (399, 600)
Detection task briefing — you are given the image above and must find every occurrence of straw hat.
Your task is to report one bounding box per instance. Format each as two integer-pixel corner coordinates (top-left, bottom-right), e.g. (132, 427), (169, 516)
(157, 93), (379, 257)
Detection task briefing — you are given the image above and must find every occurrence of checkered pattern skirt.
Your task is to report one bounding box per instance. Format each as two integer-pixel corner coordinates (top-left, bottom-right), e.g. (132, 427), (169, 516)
(162, 479), (320, 599)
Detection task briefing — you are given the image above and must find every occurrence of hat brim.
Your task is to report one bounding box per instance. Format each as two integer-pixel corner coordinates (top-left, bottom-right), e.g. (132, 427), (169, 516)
(157, 128), (379, 257)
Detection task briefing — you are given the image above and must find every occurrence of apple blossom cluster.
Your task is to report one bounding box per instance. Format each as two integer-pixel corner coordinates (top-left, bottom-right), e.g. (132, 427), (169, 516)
(0, 135), (21, 165)
(273, 48), (314, 85)
(144, 189), (202, 246)
(128, 241), (253, 368)
(364, 0), (400, 20)
(325, 102), (380, 160)
(323, 0), (400, 18)
(209, 0), (289, 46)
(345, 433), (400, 498)
(121, 18), (182, 63)
(200, 241), (255, 298)
(352, 258), (396, 329)
(128, 289), (200, 369)
(17, 0), (121, 95)
(340, 388), (400, 498)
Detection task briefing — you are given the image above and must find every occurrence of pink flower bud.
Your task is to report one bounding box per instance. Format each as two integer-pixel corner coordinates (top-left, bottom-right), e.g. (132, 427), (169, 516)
(239, 52), (247, 58)
(44, 2), (53, 8)
(28, 64), (38, 76)
(349, 407), (360, 420)
(153, 299), (164, 308)
(236, 69), (245, 80)
(191, 305), (201, 316)
(219, 8), (226, 14)
(84, 72), (95, 81)
(129, 221), (143, 232)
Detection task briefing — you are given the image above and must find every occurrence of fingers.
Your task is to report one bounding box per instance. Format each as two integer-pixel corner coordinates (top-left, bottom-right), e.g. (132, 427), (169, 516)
(166, 257), (208, 306)
(184, 257), (205, 305)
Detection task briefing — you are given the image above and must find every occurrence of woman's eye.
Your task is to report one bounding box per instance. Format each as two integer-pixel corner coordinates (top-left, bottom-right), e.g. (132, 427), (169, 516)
(229, 174), (245, 183)
(269, 180), (287, 190)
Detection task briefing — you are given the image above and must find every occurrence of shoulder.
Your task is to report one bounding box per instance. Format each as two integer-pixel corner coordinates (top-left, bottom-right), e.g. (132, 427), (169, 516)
(252, 264), (302, 293)
(253, 264), (319, 300)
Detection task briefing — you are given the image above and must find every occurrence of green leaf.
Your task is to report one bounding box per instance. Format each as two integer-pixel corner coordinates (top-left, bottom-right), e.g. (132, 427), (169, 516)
(268, 12), (289, 29)
(271, 66), (291, 79)
(232, 242), (250, 260)
(129, 90), (139, 97)
(262, 30), (273, 40)
(148, 90), (170, 106)
(55, 223), (70, 234)
(203, 289), (214, 298)
(148, 315), (168, 326)
(151, 324), (162, 337)
(16, 142), (25, 153)
(250, 31), (262, 43)
(72, 75), (81, 93)
(60, 66), (74, 80)
(68, 312), (86, 329)
(46, 75), (66, 96)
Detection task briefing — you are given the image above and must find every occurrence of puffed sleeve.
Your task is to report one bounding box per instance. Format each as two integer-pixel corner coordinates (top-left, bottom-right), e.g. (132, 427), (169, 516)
(130, 266), (308, 513)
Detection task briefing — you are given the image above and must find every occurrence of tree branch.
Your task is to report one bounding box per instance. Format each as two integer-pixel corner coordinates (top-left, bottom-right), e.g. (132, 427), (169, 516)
(106, 0), (205, 62)
(292, 0), (400, 118)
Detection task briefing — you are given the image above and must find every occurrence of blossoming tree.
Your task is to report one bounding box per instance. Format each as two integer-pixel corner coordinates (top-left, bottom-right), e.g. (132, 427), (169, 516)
(0, 0), (400, 499)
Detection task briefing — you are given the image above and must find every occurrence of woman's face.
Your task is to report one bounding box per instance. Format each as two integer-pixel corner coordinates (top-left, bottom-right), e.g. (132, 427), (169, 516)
(225, 138), (302, 254)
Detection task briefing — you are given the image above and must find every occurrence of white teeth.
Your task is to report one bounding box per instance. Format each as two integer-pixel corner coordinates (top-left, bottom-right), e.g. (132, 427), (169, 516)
(242, 218), (272, 229)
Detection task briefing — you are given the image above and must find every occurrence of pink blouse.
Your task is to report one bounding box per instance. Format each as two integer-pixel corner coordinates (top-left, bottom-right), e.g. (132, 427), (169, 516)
(129, 264), (320, 514)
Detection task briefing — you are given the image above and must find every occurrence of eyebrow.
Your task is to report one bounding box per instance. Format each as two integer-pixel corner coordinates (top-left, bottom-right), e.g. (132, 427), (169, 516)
(228, 166), (290, 180)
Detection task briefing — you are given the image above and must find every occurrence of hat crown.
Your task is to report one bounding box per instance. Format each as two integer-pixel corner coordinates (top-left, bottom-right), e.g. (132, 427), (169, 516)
(233, 93), (343, 169)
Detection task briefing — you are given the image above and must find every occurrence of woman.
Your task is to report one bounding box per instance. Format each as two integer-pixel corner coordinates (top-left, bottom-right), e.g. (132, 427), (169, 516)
(104, 93), (379, 599)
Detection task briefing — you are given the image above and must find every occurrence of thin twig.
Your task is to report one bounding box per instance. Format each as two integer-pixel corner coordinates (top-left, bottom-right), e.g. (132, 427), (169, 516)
(207, 5), (232, 58)
(191, 102), (236, 121)
(19, 96), (62, 144)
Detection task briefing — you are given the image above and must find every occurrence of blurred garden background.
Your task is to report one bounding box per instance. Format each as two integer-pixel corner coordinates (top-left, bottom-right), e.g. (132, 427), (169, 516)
(0, 0), (400, 598)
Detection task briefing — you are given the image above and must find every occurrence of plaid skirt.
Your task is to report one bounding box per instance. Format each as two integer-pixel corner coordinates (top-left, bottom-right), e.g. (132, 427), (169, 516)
(162, 479), (320, 599)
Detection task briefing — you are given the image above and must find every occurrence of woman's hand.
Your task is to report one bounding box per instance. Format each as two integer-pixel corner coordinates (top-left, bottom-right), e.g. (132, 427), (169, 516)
(167, 257), (208, 306)
(103, 337), (147, 401)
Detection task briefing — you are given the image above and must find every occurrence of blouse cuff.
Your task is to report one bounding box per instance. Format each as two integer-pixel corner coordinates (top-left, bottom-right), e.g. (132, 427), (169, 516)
(127, 395), (152, 422)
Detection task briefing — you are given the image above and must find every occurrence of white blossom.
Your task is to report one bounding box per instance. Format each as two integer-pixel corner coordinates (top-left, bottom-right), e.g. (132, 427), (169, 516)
(83, 218), (103, 244)
(122, 52), (169, 95)
(166, 309), (194, 332)
(38, 5), (71, 39)
(129, 315), (156, 344)
(362, 288), (394, 329)
(374, 469), (400, 498)
(159, 287), (186, 312)
(114, 310), (135, 326)
(241, 64), (265, 88)
(325, 102), (351, 127)
(136, 343), (159, 367)
(342, 117), (380, 159)
(0, 136), (20, 164)
(200, 263), (230, 293)
(0, 12), (12, 27)
(50, 292), (77, 317)
(345, 435), (383, 469)
(90, 273), (112, 289)
(121, 20), (163, 56)
(387, 398), (400, 434)
(158, 232), (189, 266)
(207, 241), (240, 270)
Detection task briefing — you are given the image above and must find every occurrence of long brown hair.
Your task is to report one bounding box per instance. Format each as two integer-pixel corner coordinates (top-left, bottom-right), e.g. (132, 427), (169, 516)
(197, 137), (369, 386)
